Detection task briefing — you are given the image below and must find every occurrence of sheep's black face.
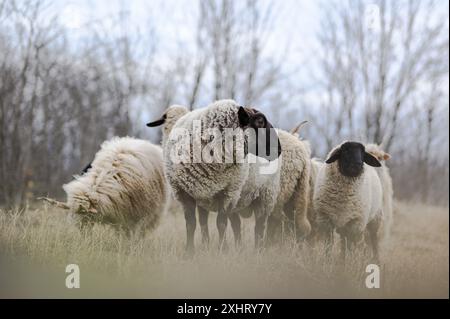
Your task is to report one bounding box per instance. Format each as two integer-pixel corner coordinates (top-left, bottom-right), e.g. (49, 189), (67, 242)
(338, 142), (365, 177)
(325, 141), (381, 178)
(238, 106), (282, 161)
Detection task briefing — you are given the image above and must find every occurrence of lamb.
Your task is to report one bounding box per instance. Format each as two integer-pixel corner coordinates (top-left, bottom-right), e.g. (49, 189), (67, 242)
(365, 143), (394, 242)
(163, 99), (282, 254)
(313, 141), (384, 261)
(41, 137), (168, 234)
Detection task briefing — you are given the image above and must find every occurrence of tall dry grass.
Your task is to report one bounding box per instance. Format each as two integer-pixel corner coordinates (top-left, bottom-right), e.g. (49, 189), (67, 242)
(0, 201), (448, 298)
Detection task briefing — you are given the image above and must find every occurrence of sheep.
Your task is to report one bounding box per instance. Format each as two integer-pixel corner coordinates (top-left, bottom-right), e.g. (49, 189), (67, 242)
(264, 121), (323, 245)
(290, 121), (327, 243)
(302, 157), (325, 243)
(147, 104), (213, 244)
(151, 104), (286, 248)
(163, 99), (282, 254)
(313, 141), (384, 261)
(365, 143), (394, 243)
(265, 129), (312, 244)
(40, 137), (168, 235)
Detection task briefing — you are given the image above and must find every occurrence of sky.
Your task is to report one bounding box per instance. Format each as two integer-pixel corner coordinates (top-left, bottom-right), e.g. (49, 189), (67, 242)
(48, 0), (449, 146)
(55, 0), (321, 66)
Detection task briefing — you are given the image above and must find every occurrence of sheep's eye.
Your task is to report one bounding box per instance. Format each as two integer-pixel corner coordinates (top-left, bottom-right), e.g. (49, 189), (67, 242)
(253, 116), (266, 128)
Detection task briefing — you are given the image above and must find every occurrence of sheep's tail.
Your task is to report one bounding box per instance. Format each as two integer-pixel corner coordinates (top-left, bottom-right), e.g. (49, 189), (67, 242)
(290, 120), (308, 137)
(38, 197), (70, 210)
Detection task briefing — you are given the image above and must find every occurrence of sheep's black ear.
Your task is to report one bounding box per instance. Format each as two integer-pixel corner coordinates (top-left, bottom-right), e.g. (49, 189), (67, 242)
(238, 106), (250, 127)
(364, 152), (382, 167)
(146, 116), (166, 127)
(325, 148), (341, 164)
(82, 163), (92, 174)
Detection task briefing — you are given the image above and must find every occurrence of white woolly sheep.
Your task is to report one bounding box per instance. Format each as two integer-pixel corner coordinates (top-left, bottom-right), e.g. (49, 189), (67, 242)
(163, 99), (282, 254)
(313, 141), (384, 261)
(266, 129), (312, 243)
(263, 121), (320, 244)
(304, 157), (325, 243)
(365, 143), (394, 243)
(41, 137), (168, 234)
(147, 104), (212, 244)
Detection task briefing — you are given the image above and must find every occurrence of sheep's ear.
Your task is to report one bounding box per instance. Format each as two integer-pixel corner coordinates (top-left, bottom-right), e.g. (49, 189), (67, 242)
(382, 152), (391, 161)
(364, 152), (382, 167)
(325, 148), (341, 164)
(146, 115), (166, 127)
(82, 163), (92, 174)
(238, 106), (250, 127)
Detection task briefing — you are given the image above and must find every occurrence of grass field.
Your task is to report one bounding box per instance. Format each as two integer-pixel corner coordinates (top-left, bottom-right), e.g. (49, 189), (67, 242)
(0, 200), (448, 298)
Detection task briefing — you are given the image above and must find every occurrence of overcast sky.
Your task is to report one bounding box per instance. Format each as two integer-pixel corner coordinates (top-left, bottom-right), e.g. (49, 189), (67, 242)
(55, 0), (320, 66)
(52, 0), (448, 138)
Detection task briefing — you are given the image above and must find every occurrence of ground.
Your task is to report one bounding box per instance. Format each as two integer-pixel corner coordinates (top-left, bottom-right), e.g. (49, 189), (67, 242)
(0, 201), (448, 298)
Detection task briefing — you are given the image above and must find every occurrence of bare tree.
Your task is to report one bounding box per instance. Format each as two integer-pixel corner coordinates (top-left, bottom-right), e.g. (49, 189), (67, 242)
(311, 0), (449, 203)
(314, 0), (448, 150)
(197, 0), (284, 108)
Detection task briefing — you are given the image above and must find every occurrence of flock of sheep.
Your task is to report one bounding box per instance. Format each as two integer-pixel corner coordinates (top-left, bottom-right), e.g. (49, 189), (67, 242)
(43, 99), (393, 262)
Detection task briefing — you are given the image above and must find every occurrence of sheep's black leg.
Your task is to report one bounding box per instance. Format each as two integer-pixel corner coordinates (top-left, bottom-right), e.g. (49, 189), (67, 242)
(228, 213), (241, 247)
(181, 197), (197, 256)
(254, 212), (268, 249)
(198, 206), (210, 246)
(217, 212), (228, 251)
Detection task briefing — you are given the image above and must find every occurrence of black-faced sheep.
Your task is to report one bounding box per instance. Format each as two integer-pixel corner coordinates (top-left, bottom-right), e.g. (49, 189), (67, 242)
(147, 105), (212, 245)
(163, 99), (282, 254)
(313, 141), (384, 261)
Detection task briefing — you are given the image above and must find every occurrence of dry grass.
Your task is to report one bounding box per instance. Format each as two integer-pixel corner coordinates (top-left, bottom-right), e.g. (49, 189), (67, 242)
(0, 200), (448, 298)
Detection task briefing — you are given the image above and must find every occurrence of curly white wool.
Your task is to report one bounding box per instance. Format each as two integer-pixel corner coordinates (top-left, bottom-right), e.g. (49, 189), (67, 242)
(63, 137), (168, 232)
